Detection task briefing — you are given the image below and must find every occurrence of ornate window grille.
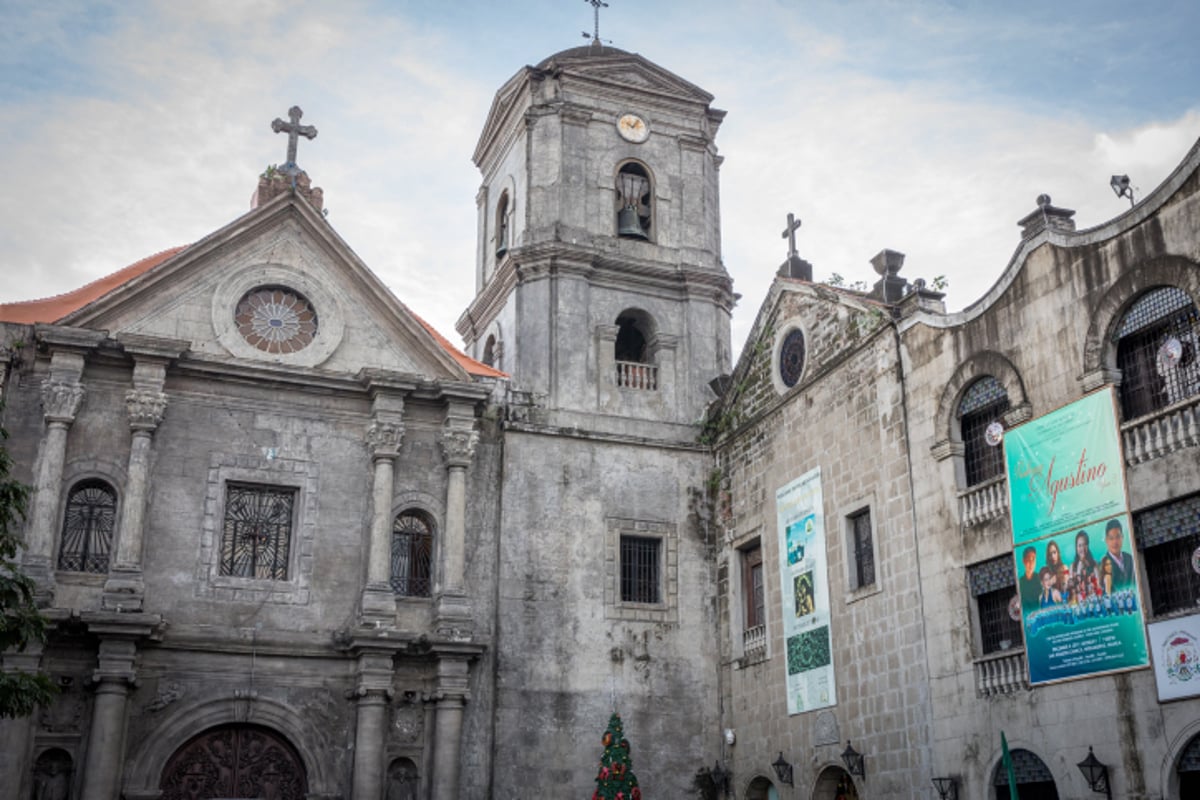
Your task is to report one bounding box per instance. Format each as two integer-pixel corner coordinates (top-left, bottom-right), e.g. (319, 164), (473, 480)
(219, 483), (295, 580)
(620, 535), (660, 604)
(742, 544), (765, 628)
(969, 556), (1023, 655)
(1115, 286), (1200, 420)
(391, 510), (433, 597)
(58, 480), (116, 573)
(958, 376), (1010, 486)
(1135, 493), (1200, 617)
(849, 508), (875, 589)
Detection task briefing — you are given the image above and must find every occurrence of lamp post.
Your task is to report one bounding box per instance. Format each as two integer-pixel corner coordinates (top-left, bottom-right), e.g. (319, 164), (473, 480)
(841, 740), (865, 780)
(932, 776), (958, 800)
(771, 752), (794, 786)
(1110, 174), (1135, 208)
(1077, 746), (1112, 799)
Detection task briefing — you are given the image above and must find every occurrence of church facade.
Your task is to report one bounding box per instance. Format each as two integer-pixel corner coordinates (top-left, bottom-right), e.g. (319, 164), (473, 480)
(2, 41), (1200, 800)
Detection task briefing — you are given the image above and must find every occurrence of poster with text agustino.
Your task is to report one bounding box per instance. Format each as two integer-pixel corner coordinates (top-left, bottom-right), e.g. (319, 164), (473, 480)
(1003, 388), (1150, 685)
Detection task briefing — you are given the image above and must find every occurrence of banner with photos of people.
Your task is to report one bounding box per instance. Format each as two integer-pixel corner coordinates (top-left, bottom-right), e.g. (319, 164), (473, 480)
(775, 467), (835, 714)
(1004, 388), (1150, 685)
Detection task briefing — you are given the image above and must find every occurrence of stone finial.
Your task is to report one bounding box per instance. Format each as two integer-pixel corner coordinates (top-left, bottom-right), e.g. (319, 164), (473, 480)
(366, 419), (404, 460)
(1017, 194), (1076, 239)
(125, 389), (168, 432)
(41, 380), (84, 424)
(870, 249), (909, 303)
(440, 421), (479, 467)
(253, 166), (325, 213)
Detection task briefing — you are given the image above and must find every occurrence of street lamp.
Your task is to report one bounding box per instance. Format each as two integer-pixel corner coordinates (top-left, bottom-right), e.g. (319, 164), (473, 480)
(771, 752), (794, 786)
(841, 741), (865, 779)
(932, 776), (958, 800)
(1077, 747), (1112, 799)
(1110, 174), (1135, 208)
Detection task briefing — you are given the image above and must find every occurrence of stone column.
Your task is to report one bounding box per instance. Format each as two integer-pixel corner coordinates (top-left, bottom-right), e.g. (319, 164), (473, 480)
(80, 638), (138, 800)
(24, 356), (87, 600)
(435, 412), (477, 638)
(361, 414), (404, 625)
(429, 656), (470, 800)
(350, 651), (394, 800)
(0, 647), (44, 798)
(103, 361), (168, 611)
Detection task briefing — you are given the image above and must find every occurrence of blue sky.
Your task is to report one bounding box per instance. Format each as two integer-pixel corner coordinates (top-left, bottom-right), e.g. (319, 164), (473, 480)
(2, 0), (1198, 353)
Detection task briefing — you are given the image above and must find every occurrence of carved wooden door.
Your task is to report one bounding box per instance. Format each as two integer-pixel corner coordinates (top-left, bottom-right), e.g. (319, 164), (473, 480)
(159, 724), (308, 800)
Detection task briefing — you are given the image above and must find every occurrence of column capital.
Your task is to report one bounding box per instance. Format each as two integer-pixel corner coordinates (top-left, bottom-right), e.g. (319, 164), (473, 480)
(367, 418), (404, 460)
(41, 379), (84, 424)
(126, 389), (168, 432)
(440, 420), (478, 467)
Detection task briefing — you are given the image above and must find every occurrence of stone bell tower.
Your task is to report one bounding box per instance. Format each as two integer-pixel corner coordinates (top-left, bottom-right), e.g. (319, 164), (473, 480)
(456, 42), (734, 432)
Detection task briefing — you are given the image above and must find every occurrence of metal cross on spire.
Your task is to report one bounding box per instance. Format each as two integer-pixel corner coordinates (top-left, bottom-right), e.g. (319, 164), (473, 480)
(781, 212), (802, 259)
(583, 0), (609, 44)
(271, 106), (318, 172)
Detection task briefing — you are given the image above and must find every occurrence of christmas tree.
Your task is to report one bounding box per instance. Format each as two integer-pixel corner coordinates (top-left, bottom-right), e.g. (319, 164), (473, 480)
(591, 712), (642, 800)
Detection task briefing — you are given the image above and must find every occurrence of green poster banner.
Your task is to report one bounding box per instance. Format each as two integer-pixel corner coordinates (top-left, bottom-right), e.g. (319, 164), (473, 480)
(1013, 514), (1149, 684)
(1004, 389), (1126, 545)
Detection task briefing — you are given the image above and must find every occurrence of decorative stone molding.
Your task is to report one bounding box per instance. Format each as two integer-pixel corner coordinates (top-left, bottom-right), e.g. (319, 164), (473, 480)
(367, 419), (405, 459)
(125, 389), (168, 431)
(440, 422), (479, 467)
(41, 379), (84, 423)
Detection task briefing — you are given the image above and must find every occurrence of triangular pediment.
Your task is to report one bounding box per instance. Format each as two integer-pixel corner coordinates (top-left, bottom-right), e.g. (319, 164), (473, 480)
(549, 52), (715, 106)
(59, 193), (477, 382)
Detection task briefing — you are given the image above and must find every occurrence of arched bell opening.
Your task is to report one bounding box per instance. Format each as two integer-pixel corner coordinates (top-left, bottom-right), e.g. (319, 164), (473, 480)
(615, 161), (653, 240)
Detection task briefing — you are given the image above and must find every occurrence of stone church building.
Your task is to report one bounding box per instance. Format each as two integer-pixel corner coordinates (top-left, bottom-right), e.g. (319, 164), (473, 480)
(2, 42), (1200, 800)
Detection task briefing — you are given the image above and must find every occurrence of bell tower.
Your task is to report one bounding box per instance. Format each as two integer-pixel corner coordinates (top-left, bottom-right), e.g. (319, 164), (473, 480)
(457, 43), (734, 431)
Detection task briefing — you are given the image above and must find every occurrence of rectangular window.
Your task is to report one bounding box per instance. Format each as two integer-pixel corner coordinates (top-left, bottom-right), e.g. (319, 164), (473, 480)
(1135, 494), (1200, 617)
(968, 556), (1023, 655)
(220, 483), (295, 580)
(742, 544), (765, 629)
(848, 508), (875, 589)
(620, 535), (661, 604)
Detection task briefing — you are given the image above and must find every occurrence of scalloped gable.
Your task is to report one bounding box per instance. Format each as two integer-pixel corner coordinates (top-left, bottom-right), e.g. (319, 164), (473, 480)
(5, 192), (502, 380)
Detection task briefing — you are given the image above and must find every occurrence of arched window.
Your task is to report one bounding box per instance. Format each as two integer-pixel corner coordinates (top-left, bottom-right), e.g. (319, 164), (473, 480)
(1114, 286), (1200, 419)
(958, 376), (1010, 487)
(614, 310), (657, 390)
(495, 190), (510, 257)
(391, 510), (433, 597)
(615, 162), (652, 240)
(482, 334), (497, 368)
(991, 749), (1058, 800)
(58, 479), (117, 573)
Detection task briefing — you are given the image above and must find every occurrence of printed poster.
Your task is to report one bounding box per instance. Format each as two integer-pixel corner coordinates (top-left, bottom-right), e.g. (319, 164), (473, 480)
(1148, 614), (1200, 702)
(1012, 514), (1148, 684)
(776, 467), (835, 714)
(1004, 388), (1127, 545)
(1004, 388), (1150, 685)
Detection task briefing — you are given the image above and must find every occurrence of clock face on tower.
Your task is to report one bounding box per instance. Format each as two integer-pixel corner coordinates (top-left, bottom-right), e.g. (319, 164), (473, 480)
(617, 113), (649, 143)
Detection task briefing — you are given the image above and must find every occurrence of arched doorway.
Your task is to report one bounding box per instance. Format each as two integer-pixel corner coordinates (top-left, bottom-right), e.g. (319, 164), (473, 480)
(1176, 731), (1200, 796)
(991, 748), (1059, 800)
(746, 775), (779, 800)
(159, 723), (308, 800)
(813, 765), (859, 800)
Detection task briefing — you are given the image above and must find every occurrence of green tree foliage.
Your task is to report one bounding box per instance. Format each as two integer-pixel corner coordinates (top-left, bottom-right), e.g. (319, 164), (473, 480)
(0, 415), (55, 718)
(591, 712), (642, 800)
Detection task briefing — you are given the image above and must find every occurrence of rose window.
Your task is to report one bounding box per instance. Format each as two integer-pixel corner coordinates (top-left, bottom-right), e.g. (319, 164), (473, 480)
(779, 329), (806, 388)
(235, 287), (318, 354)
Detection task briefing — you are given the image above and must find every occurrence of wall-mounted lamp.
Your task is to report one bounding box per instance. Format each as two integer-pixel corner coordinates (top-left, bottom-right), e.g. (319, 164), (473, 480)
(724, 728), (736, 746)
(841, 741), (865, 779)
(1110, 174), (1135, 208)
(932, 776), (958, 800)
(1077, 746), (1112, 799)
(772, 752), (794, 786)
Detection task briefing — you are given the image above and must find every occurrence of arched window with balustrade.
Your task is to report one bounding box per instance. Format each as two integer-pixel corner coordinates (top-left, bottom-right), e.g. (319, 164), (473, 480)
(957, 376), (1010, 487)
(614, 309), (657, 390)
(1113, 285), (1200, 420)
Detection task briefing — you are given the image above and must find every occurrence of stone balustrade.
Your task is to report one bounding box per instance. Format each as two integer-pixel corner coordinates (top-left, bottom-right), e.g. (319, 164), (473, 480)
(742, 624), (767, 664)
(974, 648), (1029, 697)
(616, 360), (658, 391)
(1122, 394), (1200, 465)
(957, 475), (1009, 527)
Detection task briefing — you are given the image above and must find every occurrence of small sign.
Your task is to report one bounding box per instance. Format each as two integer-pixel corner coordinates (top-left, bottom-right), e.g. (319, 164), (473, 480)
(1008, 594), (1022, 622)
(1159, 336), (1184, 368)
(1191, 546), (1200, 576)
(985, 421), (1004, 447)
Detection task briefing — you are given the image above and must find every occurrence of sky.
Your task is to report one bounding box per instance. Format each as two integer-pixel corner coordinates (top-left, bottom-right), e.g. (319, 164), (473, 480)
(2, 0), (1198, 356)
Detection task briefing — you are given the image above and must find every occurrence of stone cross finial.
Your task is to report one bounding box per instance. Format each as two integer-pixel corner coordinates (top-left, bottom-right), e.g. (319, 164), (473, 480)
(583, 0), (609, 44)
(781, 212), (802, 259)
(271, 106), (318, 169)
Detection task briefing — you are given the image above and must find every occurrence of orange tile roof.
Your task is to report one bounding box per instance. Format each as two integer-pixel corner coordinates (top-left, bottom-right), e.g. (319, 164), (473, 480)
(0, 246), (188, 324)
(0, 246), (507, 380)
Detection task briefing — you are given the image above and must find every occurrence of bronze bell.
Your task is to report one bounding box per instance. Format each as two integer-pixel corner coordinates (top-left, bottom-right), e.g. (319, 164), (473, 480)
(617, 206), (648, 239)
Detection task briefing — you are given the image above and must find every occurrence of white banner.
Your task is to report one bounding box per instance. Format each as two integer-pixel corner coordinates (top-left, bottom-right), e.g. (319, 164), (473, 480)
(776, 467), (835, 714)
(1148, 614), (1200, 702)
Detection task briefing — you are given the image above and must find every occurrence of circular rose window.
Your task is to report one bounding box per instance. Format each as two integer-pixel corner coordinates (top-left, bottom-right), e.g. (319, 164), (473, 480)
(779, 328), (806, 388)
(234, 286), (318, 354)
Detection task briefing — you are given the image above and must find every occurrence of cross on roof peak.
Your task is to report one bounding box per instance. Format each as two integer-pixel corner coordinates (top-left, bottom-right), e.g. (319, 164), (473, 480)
(583, 0), (610, 45)
(271, 105), (318, 173)
(781, 212), (802, 259)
